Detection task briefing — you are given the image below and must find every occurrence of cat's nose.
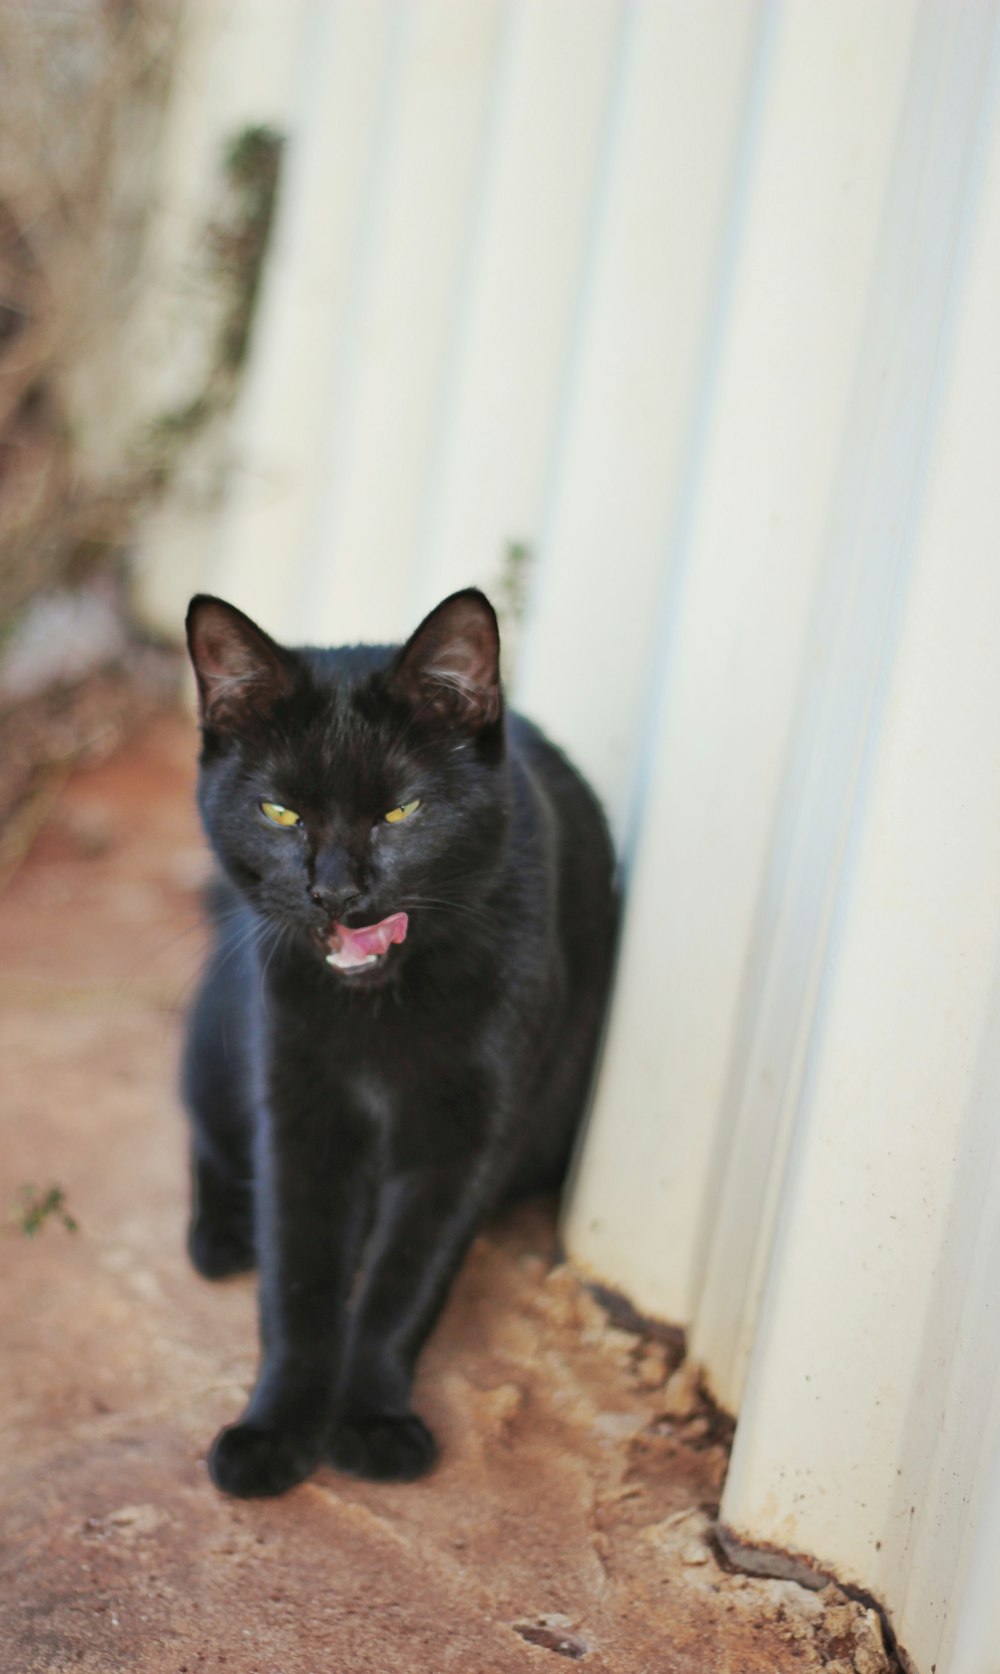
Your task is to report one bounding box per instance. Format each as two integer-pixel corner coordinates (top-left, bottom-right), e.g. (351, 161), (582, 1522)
(310, 884), (361, 922)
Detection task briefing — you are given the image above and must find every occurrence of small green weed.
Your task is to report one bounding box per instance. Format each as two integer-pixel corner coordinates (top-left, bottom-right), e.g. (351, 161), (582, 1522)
(16, 1183), (79, 1237)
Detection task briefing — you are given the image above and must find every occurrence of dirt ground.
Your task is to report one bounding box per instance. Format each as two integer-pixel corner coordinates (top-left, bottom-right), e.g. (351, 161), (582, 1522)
(0, 715), (893, 1674)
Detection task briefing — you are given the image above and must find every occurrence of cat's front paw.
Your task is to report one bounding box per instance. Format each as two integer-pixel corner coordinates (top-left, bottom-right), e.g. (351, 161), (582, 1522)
(209, 1420), (319, 1498)
(188, 1215), (256, 1281)
(327, 1412), (439, 1482)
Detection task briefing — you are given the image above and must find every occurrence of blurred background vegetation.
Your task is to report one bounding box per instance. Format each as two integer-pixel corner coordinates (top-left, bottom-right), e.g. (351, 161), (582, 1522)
(0, 3), (283, 878)
(1, 2), (171, 866)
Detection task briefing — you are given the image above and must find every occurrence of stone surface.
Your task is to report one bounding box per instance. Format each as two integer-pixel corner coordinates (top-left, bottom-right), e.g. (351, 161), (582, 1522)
(0, 716), (892, 1673)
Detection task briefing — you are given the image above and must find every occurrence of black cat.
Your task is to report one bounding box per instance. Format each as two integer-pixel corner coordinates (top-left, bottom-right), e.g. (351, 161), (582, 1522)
(182, 587), (615, 1497)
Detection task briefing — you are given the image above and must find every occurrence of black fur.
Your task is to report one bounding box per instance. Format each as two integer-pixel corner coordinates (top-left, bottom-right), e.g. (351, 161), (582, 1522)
(182, 588), (615, 1497)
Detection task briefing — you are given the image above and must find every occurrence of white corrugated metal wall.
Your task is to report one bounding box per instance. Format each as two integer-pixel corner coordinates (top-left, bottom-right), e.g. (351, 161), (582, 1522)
(128, 5), (1000, 1669)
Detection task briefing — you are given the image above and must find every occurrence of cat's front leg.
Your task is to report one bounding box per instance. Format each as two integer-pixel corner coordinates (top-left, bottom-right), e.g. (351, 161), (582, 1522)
(182, 953), (256, 1281)
(329, 1160), (495, 1482)
(210, 1102), (373, 1499)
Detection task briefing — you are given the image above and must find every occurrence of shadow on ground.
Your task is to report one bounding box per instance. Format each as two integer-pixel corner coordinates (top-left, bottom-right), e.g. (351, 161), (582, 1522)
(0, 716), (890, 1674)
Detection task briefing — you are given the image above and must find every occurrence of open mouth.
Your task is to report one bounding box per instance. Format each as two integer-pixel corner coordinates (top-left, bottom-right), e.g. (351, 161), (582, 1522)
(320, 911), (409, 975)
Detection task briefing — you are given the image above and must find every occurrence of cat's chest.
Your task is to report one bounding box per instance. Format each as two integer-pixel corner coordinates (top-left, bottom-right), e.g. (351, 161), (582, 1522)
(345, 1067), (397, 1127)
(267, 966), (502, 1120)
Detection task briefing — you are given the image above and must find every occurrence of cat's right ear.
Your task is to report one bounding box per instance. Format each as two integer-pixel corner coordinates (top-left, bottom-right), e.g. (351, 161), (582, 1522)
(186, 596), (294, 733)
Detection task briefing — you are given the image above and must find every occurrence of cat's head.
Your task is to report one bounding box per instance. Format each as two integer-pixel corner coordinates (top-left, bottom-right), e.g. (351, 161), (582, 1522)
(186, 589), (506, 987)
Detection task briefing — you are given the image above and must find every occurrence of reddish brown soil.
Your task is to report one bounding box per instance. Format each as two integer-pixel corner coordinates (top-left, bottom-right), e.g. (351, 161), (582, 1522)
(0, 716), (890, 1674)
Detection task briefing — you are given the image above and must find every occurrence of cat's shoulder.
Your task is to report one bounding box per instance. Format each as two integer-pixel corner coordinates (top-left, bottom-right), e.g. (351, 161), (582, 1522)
(507, 711), (610, 845)
(508, 711), (593, 796)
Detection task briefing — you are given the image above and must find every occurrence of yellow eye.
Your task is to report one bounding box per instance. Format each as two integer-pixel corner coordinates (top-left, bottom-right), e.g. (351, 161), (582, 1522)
(384, 798), (421, 825)
(260, 801), (301, 828)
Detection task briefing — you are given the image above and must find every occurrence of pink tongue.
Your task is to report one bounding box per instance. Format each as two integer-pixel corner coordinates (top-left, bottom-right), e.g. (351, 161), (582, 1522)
(328, 911), (408, 968)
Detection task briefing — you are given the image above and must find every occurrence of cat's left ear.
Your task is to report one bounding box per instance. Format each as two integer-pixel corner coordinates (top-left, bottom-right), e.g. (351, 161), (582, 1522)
(388, 589), (501, 731)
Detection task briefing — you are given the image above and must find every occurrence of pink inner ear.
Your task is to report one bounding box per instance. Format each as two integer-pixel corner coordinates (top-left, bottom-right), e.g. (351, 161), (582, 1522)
(425, 631), (492, 692)
(199, 626), (252, 683)
(192, 610), (260, 681)
(419, 630), (499, 723)
(392, 593), (501, 727)
(188, 600), (292, 727)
